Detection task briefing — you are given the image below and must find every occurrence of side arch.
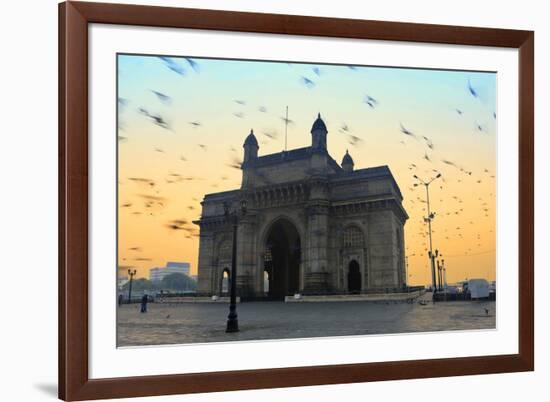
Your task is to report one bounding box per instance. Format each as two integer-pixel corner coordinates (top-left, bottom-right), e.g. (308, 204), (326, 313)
(340, 223), (368, 292)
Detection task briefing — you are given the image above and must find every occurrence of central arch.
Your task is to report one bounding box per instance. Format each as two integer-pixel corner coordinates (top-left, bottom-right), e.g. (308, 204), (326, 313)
(263, 219), (301, 299)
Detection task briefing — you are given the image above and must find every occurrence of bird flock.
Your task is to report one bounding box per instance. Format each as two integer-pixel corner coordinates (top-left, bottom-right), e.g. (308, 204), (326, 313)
(118, 55), (497, 283)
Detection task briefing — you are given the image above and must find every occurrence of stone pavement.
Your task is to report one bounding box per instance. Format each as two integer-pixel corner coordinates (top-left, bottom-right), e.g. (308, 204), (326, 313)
(117, 299), (496, 347)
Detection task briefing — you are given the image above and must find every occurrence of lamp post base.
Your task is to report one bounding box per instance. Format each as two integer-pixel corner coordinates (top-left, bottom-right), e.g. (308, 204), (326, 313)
(226, 318), (239, 333)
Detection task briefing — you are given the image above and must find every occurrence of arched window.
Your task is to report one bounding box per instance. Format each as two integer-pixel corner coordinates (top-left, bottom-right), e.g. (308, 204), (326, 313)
(263, 270), (270, 293)
(343, 226), (364, 248)
(221, 268), (230, 295)
(264, 246), (273, 263)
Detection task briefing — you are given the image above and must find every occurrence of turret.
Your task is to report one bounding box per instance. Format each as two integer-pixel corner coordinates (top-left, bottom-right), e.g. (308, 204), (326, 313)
(341, 149), (354, 172)
(243, 129), (259, 164)
(311, 113), (328, 150)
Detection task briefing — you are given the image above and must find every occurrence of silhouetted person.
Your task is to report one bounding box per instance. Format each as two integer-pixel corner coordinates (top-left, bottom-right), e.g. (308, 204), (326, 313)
(118, 293), (123, 307)
(140, 294), (148, 313)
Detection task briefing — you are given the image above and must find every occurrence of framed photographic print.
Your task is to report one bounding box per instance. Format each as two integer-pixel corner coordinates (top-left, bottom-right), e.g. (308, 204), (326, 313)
(59, 1), (534, 400)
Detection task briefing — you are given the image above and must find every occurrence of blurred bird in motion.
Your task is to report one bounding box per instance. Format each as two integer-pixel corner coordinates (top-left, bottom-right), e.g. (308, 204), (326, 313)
(158, 56), (186, 76)
(364, 95), (378, 108)
(300, 76), (315, 89)
(138, 107), (171, 130)
(400, 123), (416, 138)
(150, 90), (172, 105)
(184, 57), (200, 73)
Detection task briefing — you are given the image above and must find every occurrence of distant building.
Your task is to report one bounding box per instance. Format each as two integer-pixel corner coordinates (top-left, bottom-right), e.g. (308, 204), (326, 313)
(150, 262), (191, 282)
(117, 275), (129, 289)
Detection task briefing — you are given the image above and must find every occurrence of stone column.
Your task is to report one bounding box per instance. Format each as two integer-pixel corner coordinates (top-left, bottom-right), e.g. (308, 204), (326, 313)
(303, 179), (331, 294)
(367, 209), (398, 289)
(395, 220), (406, 288)
(236, 214), (258, 297)
(197, 232), (215, 295)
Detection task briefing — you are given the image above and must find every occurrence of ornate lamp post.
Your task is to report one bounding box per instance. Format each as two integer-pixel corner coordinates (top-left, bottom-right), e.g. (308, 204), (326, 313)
(442, 259), (447, 288)
(437, 260), (443, 291)
(414, 173), (441, 293)
(224, 198), (248, 333)
(437, 254), (447, 290)
(127, 268), (137, 303)
(405, 255), (410, 301)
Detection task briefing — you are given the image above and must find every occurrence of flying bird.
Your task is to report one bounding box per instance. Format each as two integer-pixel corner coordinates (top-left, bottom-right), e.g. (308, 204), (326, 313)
(261, 130), (278, 140)
(158, 56), (186, 76)
(184, 57), (200, 73)
(138, 107), (171, 130)
(234, 99), (246, 105)
(339, 123), (350, 133)
(347, 135), (363, 146)
(128, 177), (155, 187)
(280, 116), (294, 125)
(422, 136), (434, 150)
(227, 156), (242, 170)
(233, 112), (244, 119)
(118, 97), (129, 110)
(364, 95), (378, 108)
(300, 76), (315, 89)
(312, 67), (321, 76)
(468, 79), (478, 98)
(441, 159), (457, 167)
(188, 121), (202, 128)
(258, 106), (268, 113)
(399, 123), (416, 138)
(150, 90), (172, 105)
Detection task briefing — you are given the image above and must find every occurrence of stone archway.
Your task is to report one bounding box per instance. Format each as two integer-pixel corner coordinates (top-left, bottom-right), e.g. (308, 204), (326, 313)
(220, 268), (230, 296)
(263, 219), (301, 299)
(348, 260), (361, 293)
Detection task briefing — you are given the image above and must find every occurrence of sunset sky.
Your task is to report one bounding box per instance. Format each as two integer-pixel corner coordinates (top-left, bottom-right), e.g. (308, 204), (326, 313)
(117, 54), (497, 286)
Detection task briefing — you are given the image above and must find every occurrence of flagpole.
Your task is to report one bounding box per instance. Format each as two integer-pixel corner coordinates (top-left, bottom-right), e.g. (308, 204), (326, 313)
(285, 105), (288, 151)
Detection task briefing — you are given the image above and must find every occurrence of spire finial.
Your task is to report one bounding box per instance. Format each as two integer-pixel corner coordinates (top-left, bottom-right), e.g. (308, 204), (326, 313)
(318, 112), (321, 118)
(250, 128), (254, 134)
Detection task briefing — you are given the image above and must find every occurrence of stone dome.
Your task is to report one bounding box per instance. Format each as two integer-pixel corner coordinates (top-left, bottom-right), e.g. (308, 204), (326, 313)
(243, 129), (258, 147)
(311, 113), (327, 132)
(342, 149), (354, 165)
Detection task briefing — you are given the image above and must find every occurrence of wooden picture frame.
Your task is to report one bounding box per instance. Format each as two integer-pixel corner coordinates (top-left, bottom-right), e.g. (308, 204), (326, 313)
(59, 1), (534, 400)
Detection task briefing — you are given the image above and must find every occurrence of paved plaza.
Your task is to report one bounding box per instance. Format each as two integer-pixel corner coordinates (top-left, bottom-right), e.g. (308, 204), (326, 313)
(117, 296), (496, 347)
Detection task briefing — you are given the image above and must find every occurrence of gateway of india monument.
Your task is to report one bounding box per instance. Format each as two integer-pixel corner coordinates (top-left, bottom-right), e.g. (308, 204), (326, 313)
(195, 114), (408, 299)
